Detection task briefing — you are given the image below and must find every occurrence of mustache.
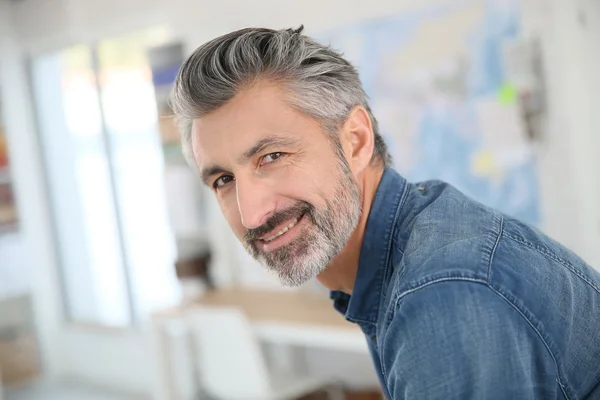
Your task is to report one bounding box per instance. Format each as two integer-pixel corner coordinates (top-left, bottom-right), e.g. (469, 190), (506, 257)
(244, 202), (313, 242)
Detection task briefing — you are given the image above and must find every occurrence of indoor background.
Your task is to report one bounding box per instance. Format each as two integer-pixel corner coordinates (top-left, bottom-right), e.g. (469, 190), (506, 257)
(0, 0), (599, 399)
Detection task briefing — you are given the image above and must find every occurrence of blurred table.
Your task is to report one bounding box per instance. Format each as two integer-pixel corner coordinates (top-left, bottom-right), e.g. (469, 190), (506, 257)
(151, 287), (368, 400)
(156, 287), (365, 351)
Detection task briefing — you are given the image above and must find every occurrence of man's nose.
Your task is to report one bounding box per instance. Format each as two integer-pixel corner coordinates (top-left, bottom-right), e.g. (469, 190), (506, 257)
(236, 177), (276, 230)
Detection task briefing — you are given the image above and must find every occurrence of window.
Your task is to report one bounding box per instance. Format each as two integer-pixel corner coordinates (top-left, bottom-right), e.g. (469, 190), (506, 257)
(30, 28), (179, 327)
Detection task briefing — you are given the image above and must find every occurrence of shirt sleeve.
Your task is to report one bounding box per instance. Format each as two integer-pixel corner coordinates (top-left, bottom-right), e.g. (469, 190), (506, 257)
(381, 280), (563, 399)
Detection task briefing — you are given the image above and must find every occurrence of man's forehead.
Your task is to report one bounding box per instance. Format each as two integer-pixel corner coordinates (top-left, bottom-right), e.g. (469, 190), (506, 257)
(193, 124), (300, 162)
(191, 89), (288, 145)
(191, 92), (305, 159)
(191, 119), (288, 161)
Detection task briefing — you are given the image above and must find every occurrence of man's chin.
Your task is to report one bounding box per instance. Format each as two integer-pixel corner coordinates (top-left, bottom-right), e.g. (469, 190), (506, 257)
(277, 275), (309, 288)
(250, 239), (336, 287)
(258, 257), (322, 287)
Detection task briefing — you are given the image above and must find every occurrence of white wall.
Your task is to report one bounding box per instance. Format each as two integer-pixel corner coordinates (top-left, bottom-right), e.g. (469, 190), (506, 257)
(60, 328), (154, 394)
(0, 233), (29, 298)
(0, 0), (66, 380)
(2, 0), (600, 396)
(534, 0), (600, 268)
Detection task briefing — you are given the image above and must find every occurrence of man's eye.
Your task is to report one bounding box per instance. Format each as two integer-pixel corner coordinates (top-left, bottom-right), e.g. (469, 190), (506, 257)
(262, 152), (283, 165)
(213, 175), (234, 189)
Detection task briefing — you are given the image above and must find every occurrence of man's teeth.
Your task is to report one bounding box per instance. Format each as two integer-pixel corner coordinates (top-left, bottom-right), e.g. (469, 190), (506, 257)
(263, 217), (300, 242)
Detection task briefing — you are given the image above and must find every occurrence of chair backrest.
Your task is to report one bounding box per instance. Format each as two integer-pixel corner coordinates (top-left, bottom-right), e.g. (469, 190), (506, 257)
(188, 306), (271, 399)
(162, 320), (199, 400)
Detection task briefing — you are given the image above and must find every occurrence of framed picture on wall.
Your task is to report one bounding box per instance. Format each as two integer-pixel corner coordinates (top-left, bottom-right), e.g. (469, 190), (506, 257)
(0, 95), (18, 232)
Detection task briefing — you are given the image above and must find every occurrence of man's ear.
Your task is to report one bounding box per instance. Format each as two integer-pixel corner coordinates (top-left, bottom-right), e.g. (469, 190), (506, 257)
(339, 105), (375, 174)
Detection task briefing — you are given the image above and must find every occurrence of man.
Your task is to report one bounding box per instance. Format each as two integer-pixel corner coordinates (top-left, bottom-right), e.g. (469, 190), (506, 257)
(171, 26), (600, 399)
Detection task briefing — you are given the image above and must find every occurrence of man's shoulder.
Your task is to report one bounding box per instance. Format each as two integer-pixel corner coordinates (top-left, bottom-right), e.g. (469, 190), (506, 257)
(392, 180), (503, 290)
(392, 180), (599, 301)
(399, 179), (502, 246)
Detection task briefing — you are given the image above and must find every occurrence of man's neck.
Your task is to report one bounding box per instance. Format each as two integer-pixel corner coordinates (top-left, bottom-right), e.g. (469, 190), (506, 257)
(317, 164), (385, 294)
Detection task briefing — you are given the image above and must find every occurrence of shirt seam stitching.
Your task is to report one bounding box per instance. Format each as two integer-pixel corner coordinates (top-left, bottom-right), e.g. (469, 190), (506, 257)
(380, 181), (410, 305)
(382, 278), (571, 399)
(504, 232), (600, 296)
(486, 285), (571, 400)
(487, 213), (504, 283)
(380, 277), (488, 379)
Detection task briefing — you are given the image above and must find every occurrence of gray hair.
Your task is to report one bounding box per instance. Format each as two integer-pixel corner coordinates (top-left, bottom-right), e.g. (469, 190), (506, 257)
(170, 26), (391, 167)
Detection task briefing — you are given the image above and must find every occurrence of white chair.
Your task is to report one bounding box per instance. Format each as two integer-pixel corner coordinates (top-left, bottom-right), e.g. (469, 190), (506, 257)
(162, 320), (200, 400)
(187, 306), (344, 400)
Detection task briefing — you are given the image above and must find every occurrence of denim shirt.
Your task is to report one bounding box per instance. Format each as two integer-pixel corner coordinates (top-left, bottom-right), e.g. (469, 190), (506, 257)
(331, 168), (600, 400)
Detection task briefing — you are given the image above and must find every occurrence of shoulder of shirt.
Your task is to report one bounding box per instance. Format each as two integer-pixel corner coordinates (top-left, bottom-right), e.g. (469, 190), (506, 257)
(388, 179), (599, 305)
(388, 179), (503, 299)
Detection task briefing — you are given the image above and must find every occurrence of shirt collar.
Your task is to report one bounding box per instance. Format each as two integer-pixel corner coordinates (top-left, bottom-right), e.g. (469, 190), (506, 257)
(331, 168), (408, 327)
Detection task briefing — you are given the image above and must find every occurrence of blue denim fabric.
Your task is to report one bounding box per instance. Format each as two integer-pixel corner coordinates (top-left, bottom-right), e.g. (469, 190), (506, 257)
(331, 168), (600, 399)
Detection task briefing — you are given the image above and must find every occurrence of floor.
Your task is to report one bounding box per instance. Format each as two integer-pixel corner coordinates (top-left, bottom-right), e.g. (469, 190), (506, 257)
(300, 390), (383, 400)
(3, 381), (382, 400)
(3, 381), (146, 400)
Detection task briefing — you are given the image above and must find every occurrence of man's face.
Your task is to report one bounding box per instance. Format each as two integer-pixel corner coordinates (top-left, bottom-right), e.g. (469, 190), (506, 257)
(192, 82), (362, 287)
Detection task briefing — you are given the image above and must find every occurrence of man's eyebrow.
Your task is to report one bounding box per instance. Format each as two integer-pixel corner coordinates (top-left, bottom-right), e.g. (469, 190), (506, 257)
(238, 136), (300, 164)
(200, 165), (228, 186)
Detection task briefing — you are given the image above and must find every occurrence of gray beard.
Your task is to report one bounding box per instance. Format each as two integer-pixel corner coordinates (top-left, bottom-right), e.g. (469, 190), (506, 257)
(244, 164), (362, 287)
